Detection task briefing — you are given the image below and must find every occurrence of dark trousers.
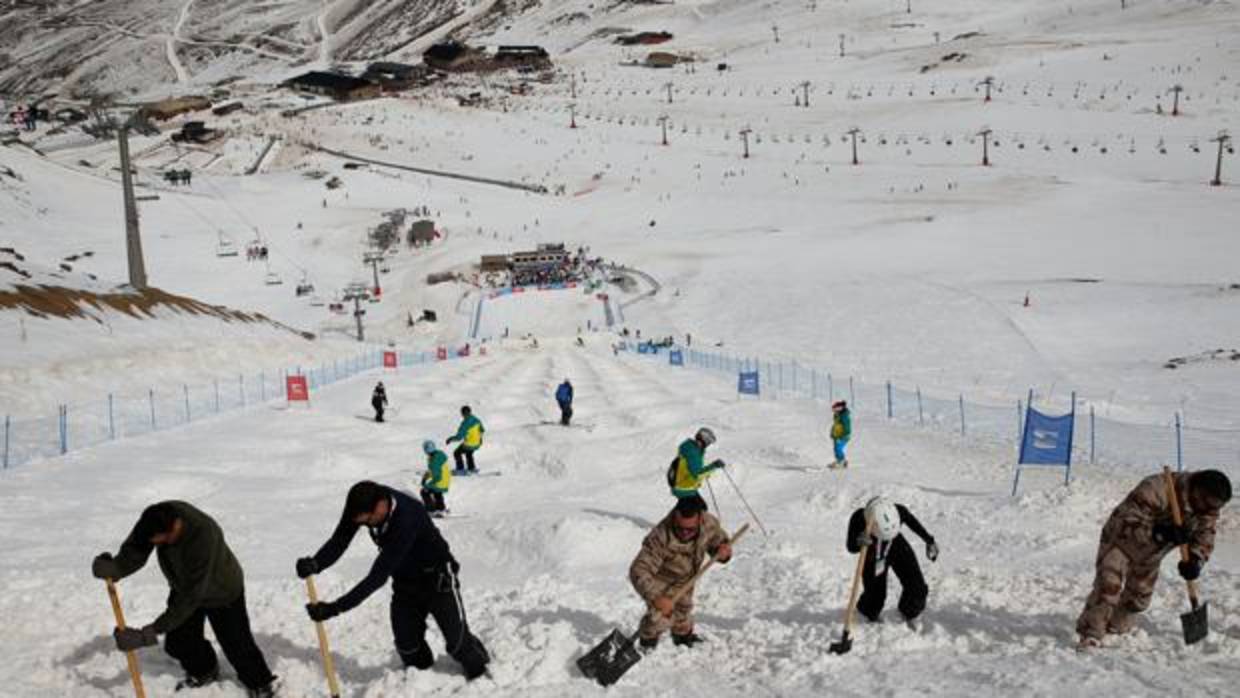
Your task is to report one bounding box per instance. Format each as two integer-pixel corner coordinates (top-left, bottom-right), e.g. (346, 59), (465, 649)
(390, 564), (490, 680)
(856, 535), (928, 622)
(453, 445), (476, 472)
(558, 401), (573, 426)
(163, 593), (274, 690)
(373, 400), (385, 422)
(421, 488), (446, 512)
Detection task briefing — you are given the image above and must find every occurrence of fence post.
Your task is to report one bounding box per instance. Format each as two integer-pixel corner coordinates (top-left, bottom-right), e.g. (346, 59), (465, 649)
(108, 394), (115, 440)
(886, 381), (893, 419)
(149, 389), (156, 429)
(792, 361), (798, 392)
(828, 373), (834, 401)
(184, 385), (191, 422)
(916, 387), (924, 426)
(849, 376), (856, 407)
(958, 394), (966, 436)
(59, 405), (68, 454)
(239, 374), (245, 407)
(260, 371), (266, 402)
(1017, 399), (1023, 442)
(811, 369), (817, 399)
(1175, 412), (1183, 472)
(2, 415), (8, 468)
(1089, 406), (1096, 465)
(214, 380), (221, 413)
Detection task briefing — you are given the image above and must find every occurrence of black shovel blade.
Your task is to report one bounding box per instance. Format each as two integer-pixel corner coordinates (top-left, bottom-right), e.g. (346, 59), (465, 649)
(577, 629), (642, 686)
(1181, 602), (1209, 645)
(828, 630), (853, 655)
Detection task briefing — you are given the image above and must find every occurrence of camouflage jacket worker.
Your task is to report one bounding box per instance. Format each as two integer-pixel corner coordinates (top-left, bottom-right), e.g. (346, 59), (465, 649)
(629, 511), (729, 602)
(1104, 471), (1217, 563)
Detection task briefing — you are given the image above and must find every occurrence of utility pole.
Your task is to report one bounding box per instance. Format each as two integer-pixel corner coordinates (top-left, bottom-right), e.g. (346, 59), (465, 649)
(979, 127), (993, 166)
(118, 127), (148, 289)
(363, 251), (384, 297)
(658, 115), (669, 146)
(1211, 131), (1232, 186)
(839, 33), (847, 57)
(980, 76), (995, 103)
(799, 80), (811, 107)
(1169, 84), (1184, 116)
(847, 127), (862, 165)
(343, 282), (369, 342)
(740, 127), (752, 158)
(665, 82), (674, 104)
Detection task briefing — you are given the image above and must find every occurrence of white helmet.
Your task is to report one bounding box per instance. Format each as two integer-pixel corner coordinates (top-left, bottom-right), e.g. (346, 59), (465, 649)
(864, 496), (901, 541)
(695, 427), (716, 447)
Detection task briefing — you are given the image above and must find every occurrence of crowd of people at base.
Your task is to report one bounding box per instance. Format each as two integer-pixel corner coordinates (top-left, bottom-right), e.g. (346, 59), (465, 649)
(85, 373), (1232, 696)
(481, 246), (613, 290)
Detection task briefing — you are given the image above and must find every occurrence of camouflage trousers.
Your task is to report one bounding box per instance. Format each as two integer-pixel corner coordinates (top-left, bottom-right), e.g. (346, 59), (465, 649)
(1076, 541), (1163, 640)
(638, 585), (695, 640)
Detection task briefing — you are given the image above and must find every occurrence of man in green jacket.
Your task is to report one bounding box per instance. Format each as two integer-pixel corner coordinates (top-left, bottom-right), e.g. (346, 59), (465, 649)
(445, 405), (485, 474)
(91, 501), (278, 697)
(666, 427), (726, 506)
(830, 400), (852, 469)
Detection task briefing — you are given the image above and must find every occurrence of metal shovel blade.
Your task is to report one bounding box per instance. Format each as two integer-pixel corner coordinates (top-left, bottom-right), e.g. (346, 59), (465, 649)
(577, 629), (643, 686)
(827, 630), (853, 655)
(1181, 601), (1209, 645)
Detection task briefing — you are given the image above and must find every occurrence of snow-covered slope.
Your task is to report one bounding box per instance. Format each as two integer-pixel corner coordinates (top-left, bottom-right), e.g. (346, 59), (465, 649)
(0, 341), (1236, 697)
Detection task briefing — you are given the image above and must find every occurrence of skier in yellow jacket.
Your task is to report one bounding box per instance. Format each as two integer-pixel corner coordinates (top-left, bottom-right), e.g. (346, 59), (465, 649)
(445, 405), (485, 474)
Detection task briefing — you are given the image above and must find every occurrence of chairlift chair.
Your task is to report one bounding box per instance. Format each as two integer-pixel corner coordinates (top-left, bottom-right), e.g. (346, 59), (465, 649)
(216, 234), (238, 257)
(265, 271), (283, 285)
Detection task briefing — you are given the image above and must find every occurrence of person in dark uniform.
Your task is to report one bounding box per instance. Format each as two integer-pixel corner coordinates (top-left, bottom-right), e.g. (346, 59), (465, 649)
(296, 481), (490, 679)
(372, 382), (388, 422)
(846, 496), (939, 628)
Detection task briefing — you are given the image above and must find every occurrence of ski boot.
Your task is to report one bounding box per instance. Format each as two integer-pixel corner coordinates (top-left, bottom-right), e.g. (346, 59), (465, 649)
(671, 632), (705, 648)
(247, 677), (280, 698)
(175, 666), (220, 691)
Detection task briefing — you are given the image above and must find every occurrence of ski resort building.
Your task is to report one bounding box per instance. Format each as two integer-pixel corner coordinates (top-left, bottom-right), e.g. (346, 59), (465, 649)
(284, 72), (380, 101)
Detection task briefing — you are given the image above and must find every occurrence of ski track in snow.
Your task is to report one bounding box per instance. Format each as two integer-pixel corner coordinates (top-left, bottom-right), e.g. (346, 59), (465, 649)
(166, 0), (194, 84)
(1, 341), (1236, 697)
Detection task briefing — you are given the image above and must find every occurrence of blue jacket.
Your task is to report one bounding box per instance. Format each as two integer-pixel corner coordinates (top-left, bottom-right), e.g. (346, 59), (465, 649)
(311, 487), (453, 612)
(556, 382), (573, 405)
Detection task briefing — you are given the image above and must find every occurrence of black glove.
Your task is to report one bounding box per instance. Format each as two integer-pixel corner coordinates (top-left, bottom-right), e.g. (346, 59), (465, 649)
(709, 459), (726, 470)
(445, 436), (457, 444)
(1178, 556), (1203, 581)
(92, 553), (120, 580)
(1152, 522), (1189, 546)
(306, 601), (339, 622)
(113, 625), (157, 652)
(926, 540), (940, 563)
(295, 557), (318, 579)
(853, 532), (874, 550)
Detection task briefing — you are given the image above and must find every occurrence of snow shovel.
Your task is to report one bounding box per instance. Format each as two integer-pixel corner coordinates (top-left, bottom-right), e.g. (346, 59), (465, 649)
(829, 522), (873, 655)
(103, 578), (147, 698)
(577, 523), (750, 686)
(305, 576), (342, 698)
(1163, 467), (1209, 645)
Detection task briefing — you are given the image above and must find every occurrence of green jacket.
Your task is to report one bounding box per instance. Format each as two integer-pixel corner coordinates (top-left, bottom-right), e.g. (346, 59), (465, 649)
(832, 410), (852, 440)
(668, 438), (724, 498)
(452, 414), (485, 448)
(421, 450), (451, 493)
(110, 501), (244, 633)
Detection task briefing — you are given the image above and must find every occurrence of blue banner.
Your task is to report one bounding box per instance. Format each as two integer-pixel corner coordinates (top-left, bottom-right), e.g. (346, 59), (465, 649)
(738, 371), (760, 396)
(1019, 408), (1074, 465)
(669, 350), (684, 366)
(637, 343), (652, 355)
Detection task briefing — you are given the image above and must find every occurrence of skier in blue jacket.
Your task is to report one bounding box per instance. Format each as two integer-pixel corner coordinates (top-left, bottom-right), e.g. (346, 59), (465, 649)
(556, 379), (574, 426)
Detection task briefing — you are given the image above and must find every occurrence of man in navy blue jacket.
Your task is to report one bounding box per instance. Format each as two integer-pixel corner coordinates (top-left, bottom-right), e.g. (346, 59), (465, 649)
(555, 378), (573, 426)
(295, 481), (490, 679)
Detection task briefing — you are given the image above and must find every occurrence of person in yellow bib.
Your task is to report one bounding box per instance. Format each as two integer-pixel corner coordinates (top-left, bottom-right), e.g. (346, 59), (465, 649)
(420, 440), (451, 517)
(446, 405), (485, 475)
(666, 427), (726, 507)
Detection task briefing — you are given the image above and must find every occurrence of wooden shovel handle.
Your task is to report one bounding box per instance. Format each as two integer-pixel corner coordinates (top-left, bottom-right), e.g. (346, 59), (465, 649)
(305, 576), (342, 698)
(667, 523), (750, 607)
(1163, 467), (1201, 606)
(105, 578), (146, 698)
(841, 518), (876, 635)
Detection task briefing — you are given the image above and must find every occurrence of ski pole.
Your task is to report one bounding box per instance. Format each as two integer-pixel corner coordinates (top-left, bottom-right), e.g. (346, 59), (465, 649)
(305, 576), (342, 698)
(722, 466), (769, 536)
(104, 578), (146, 698)
(705, 478), (725, 525)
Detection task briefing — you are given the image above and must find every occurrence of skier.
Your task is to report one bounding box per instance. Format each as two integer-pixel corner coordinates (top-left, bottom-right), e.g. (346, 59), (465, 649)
(372, 381), (388, 422)
(629, 496), (733, 649)
(295, 481), (491, 679)
(846, 496), (939, 628)
(91, 502), (279, 697)
(446, 405), (485, 474)
(829, 400), (852, 468)
(420, 440), (451, 517)
(555, 378), (574, 426)
(1075, 469), (1231, 650)
(666, 427), (726, 506)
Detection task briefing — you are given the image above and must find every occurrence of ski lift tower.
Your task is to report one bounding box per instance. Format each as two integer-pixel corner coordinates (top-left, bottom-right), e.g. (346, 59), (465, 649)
(342, 282), (370, 341)
(363, 251), (385, 297)
(118, 126), (148, 289)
